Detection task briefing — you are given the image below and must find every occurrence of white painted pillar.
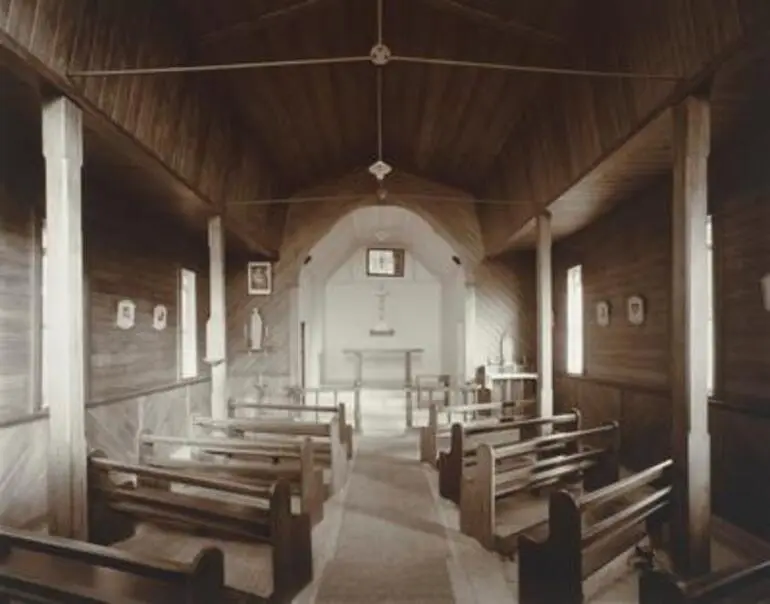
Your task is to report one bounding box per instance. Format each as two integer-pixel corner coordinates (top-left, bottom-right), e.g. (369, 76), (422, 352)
(464, 281), (477, 380)
(670, 93), (712, 577)
(536, 211), (553, 418)
(206, 216), (227, 419)
(42, 96), (88, 539)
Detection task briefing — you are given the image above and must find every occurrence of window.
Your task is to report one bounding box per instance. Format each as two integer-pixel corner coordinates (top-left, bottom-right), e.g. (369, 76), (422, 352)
(179, 268), (198, 379)
(366, 248), (405, 277)
(566, 265), (584, 375)
(706, 215), (715, 395)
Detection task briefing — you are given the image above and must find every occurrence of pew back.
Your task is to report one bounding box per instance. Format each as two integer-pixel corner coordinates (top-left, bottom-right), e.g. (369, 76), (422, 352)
(519, 459), (673, 604)
(0, 526), (227, 603)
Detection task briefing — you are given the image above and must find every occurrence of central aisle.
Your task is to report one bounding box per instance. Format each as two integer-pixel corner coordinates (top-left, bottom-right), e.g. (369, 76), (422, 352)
(314, 436), (457, 603)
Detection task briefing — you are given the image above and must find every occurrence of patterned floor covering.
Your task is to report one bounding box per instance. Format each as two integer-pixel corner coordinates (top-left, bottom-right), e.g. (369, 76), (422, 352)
(314, 437), (456, 603)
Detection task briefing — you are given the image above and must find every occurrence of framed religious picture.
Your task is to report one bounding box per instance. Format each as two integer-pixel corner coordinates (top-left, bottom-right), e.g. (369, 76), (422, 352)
(596, 300), (611, 327)
(248, 261), (272, 295)
(116, 299), (136, 330)
(762, 273), (770, 312)
(627, 295), (646, 326)
(152, 304), (168, 331)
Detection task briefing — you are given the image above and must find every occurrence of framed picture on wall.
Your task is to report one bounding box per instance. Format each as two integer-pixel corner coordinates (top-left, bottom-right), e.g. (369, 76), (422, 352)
(596, 300), (611, 327)
(627, 295), (646, 326)
(248, 261), (272, 295)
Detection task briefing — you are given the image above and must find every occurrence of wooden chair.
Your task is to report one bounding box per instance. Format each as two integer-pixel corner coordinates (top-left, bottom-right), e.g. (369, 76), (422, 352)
(518, 459), (673, 604)
(138, 431), (325, 526)
(460, 422), (621, 554)
(228, 399), (355, 460)
(419, 399), (534, 464)
(192, 415), (349, 494)
(0, 525), (247, 603)
(438, 410), (582, 503)
(640, 559), (770, 603)
(87, 452), (313, 603)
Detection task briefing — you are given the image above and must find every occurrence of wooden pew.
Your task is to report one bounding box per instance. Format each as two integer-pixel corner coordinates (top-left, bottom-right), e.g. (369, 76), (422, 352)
(138, 431), (325, 526)
(193, 415), (349, 495)
(88, 452), (313, 604)
(460, 422), (621, 553)
(418, 398), (534, 465)
(229, 399), (355, 460)
(640, 560), (770, 603)
(0, 526), (242, 603)
(518, 459), (673, 604)
(438, 410), (582, 503)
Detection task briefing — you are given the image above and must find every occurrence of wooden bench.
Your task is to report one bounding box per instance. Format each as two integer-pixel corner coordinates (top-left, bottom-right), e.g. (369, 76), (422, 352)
(138, 431), (326, 526)
(460, 422), (621, 553)
(640, 559), (770, 603)
(419, 398), (534, 465)
(192, 415), (349, 494)
(229, 399), (355, 460)
(0, 525), (246, 603)
(519, 459), (673, 604)
(88, 452), (313, 603)
(438, 410), (582, 503)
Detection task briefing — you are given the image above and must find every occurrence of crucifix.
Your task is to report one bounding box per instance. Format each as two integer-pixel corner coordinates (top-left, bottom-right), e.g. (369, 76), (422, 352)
(370, 283), (394, 336)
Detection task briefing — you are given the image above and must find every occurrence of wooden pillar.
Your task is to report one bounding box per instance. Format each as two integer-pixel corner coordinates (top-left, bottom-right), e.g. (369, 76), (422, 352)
(670, 93), (712, 577)
(536, 212), (553, 418)
(405, 351), (414, 429)
(42, 97), (88, 540)
(288, 285), (300, 386)
(207, 216), (227, 419)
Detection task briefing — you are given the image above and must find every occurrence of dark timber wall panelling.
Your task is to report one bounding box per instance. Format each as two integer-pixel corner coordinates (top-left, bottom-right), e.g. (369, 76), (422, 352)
(553, 123), (770, 540)
(0, 162), (212, 528)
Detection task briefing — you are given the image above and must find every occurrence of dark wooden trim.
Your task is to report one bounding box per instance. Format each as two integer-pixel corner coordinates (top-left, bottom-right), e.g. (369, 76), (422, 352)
(554, 372), (670, 397)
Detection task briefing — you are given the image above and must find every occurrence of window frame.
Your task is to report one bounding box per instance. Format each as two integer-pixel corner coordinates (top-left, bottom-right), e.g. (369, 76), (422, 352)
(178, 267), (199, 380)
(566, 264), (584, 376)
(366, 247), (405, 278)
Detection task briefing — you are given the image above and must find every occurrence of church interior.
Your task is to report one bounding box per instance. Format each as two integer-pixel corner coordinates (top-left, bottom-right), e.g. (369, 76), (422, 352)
(0, 0), (769, 602)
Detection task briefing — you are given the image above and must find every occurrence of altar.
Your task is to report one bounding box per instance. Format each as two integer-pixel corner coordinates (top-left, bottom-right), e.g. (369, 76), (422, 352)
(343, 348), (424, 427)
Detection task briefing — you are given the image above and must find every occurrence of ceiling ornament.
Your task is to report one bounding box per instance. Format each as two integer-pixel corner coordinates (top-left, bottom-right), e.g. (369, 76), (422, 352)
(69, 0), (683, 209)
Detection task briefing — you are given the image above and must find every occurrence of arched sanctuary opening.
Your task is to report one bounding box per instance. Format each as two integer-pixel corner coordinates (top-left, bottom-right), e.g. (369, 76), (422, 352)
(298, 205), (468, 394)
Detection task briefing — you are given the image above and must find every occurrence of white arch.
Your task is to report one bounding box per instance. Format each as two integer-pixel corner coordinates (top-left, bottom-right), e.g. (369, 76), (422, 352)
(294, 205), (469, 388)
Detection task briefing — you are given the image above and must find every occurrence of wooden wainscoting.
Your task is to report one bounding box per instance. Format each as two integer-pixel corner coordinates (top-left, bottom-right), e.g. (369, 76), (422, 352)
(0, 378), (210, 529)
(554, 373), (671, 471)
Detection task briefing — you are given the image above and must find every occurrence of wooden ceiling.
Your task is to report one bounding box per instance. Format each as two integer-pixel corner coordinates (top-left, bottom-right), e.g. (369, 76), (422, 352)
(174, 0), (584, 195)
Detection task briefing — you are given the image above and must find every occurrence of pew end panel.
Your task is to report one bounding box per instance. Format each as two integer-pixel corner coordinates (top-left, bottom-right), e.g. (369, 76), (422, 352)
(438, 424), (464, 502)
(269, 481), (313, 603)
(582, 421), (621, 492)
(299, 438), (325, 526)
(459, 444), (495, 549)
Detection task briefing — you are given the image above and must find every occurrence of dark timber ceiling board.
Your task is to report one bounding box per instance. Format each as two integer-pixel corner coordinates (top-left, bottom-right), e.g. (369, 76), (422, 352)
(173, 0), (583, 195)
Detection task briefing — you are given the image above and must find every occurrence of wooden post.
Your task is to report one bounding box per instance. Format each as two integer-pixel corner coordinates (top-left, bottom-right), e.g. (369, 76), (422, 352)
(207, 216), (227, 419)
(671, 96), (711, 576)
(536, 212), (554, 419)
(405, 351), (414, 429)
(42, 96), (88, 540)
(670, 93), (712, 577)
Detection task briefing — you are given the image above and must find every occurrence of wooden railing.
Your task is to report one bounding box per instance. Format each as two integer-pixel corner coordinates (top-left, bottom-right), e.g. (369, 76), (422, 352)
(519, 459), (673, 604)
